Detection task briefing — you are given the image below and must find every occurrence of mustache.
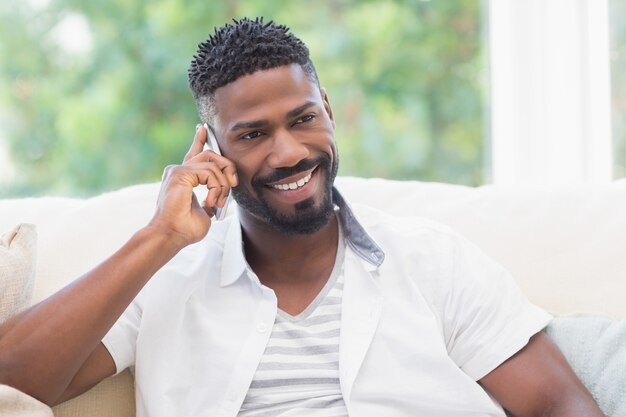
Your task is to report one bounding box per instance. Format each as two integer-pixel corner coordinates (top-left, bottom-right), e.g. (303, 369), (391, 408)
(253, 156), (329, 187)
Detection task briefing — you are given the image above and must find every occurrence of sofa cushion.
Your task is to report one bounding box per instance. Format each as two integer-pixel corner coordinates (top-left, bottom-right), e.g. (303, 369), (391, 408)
(335, 177), (626, 318)
(0, 384), (53, 417)
(0, 184), (160, 304)
(0, 223), (37, 322)
(546, 316), (626, 417)
(4, 178), (626, 317)
(52, 370), (135, 417)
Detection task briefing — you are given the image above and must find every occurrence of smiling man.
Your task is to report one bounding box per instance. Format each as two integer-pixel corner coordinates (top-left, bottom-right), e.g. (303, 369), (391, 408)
(0, 17), (603, 417)
(201, 56), (338, 237)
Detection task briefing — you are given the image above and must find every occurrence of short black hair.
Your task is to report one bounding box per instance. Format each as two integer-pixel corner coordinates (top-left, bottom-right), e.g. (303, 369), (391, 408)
(188, 17), (319, 124)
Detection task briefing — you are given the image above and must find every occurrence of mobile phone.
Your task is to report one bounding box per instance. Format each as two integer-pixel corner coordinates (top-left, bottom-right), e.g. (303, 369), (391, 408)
(203, 123), (232, 220)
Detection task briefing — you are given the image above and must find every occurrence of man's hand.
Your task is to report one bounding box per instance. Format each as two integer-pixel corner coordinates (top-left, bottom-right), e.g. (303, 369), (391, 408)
(149, 124), (238, 247)
(0, 124), (238, 406)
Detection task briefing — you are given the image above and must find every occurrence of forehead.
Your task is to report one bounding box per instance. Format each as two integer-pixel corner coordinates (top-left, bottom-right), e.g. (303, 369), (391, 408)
(212, 64), (322, 131)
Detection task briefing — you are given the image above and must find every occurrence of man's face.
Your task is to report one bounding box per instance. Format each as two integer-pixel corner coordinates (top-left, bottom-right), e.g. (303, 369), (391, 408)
(211, 64), (338, 235)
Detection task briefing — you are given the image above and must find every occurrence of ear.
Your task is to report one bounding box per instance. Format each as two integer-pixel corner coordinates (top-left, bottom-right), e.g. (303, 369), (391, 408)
(320, 87), (335, 128)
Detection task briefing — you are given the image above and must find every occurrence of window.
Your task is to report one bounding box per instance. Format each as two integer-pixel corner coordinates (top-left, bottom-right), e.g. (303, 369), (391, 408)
(489, 0), (612, 185)
(306, 1), (490, 185)
(0, 1), (490, 197)
(13, 2), (626, 192)
(609, 0), (626, 178)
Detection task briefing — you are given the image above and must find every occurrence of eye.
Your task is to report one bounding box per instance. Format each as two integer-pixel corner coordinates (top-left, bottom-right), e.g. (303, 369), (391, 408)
(293, 114), (315, 125)
(240, 131), (263, 141)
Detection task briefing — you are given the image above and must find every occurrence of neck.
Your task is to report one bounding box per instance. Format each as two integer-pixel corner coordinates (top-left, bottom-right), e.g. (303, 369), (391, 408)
(238, 208), (339, 285)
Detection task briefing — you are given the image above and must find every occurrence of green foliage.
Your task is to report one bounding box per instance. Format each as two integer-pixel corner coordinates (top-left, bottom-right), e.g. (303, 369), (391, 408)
(0, 0), (488, 197)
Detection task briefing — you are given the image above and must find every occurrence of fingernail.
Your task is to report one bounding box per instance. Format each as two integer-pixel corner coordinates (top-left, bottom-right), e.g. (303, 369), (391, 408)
(195, 124), (201, 132)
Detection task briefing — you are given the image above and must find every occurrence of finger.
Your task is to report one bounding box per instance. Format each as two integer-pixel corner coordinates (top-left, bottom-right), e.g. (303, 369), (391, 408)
(209, 164), (231, 206)
(222, 164), (238, 188)
(184, 157), (233, 198)
(197, 160), (230, 197)
(207, 186), (222, 209)
(218, 186), (231, 208)
(163, 161), (232, 208)
(182, 125), (238, 188)
(183, 124), (208, 163)
(205, 152), (237, 186)
(186, 149), (238, 187)
(202, 204), (215, 219)
(203, 170), (224, 209)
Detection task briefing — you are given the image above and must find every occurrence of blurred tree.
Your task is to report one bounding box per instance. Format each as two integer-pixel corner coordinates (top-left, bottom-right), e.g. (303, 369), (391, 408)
(0, 0), (488, 197)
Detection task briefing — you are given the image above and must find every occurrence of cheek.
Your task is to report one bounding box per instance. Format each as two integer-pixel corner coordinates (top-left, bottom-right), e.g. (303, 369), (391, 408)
(235, 170), (254, 192)
(310, 121), (335, 148)
(321, 129), (337, 158)
(231, 157), (260, 190)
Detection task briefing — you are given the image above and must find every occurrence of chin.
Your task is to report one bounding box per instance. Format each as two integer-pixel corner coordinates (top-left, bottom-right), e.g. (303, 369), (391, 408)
(234, 154), (338, 235)
(270, 197), (335, 235)
(234, 186), (335, 235)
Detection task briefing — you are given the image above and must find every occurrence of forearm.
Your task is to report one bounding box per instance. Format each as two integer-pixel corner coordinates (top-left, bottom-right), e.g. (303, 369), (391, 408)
(0, 124), (235, 404)
(0, 225), (185, 403)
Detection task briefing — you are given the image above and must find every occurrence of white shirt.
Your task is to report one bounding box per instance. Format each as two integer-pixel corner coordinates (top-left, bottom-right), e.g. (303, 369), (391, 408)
(102, 188), (552, 417)
(239, 237), (347, 416)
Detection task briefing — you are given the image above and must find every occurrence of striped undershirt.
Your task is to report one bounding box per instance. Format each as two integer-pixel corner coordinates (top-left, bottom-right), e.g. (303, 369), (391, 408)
(238, 223), (348, 417)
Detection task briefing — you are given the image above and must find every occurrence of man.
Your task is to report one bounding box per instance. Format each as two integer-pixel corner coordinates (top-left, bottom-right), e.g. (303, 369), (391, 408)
(0, 17), (603, 416)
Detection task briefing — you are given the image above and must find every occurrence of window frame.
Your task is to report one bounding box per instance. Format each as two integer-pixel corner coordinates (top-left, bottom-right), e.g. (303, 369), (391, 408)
(488, 0), (612, 185)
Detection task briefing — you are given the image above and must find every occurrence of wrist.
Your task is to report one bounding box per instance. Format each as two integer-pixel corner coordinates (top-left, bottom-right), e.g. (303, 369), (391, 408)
(140, 222), (192, 254)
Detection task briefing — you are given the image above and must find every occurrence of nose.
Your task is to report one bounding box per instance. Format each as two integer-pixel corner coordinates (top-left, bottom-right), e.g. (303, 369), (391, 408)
(266, 129), (310, 168)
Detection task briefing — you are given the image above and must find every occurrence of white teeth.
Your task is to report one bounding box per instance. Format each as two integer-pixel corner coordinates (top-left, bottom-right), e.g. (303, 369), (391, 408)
(271, 172), (312, 191)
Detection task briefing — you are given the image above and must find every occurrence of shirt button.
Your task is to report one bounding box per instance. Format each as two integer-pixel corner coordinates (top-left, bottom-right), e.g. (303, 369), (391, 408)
(256, 322), (268, 333)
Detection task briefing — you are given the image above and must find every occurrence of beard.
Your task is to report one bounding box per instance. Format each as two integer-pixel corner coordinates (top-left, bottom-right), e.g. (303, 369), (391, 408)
(232, 154), (338, 235)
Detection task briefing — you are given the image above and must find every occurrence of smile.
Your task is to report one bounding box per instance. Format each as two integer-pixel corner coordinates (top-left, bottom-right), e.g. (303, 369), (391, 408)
(269, 171), (313, 191)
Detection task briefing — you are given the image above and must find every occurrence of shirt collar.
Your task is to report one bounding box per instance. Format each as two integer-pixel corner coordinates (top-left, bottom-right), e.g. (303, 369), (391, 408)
(219, 186), (386, 287)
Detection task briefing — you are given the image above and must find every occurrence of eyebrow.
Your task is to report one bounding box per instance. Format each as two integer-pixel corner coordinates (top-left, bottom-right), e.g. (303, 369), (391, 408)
(230, 119), (269, 132)
(229, 101), (317, 132)
(286, 101), (316, 118)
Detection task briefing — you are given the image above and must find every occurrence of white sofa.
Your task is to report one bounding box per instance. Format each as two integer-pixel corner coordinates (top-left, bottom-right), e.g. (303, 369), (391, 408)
(1, 176), (625, 416)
